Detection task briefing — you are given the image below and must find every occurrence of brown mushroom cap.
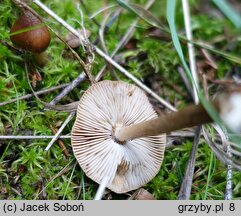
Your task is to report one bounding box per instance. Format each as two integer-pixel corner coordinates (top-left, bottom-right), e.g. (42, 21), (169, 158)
(10, 11), (51, 53)
(71, 80), (166, 193)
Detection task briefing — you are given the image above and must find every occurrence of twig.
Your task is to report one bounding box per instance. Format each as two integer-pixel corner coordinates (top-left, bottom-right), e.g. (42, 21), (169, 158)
(45, 111), (75, 151)
(25, 61), (78, 112)
(99, 12), (112, 55)
(178, 0), (201, 200)
(214, 125), (232, 200)
(79, 0), (100, 27)
(0, 83), (69, 107)
(98, 11), (119, 81)
(177, 66), (194, 99)
(34, 160), (76, 199)
(0, 132), (191, 141)
(12, 0), (43, 20)
(49, 74), (86, 105)
(49, 6), (124, 104)
(200, 49), (218, 70)
(49, 162), (75, 182)
(178, 126), (202, 200)
(95, 0), (155, 82)
(0, 135), (71, 139)
(49, 27), (95, 84)
(11, 187), (22, 196)
(202, 126), (241, 171)
(0, 39), (23, 54)
(50, 126), (69, 157)
(32, 0), (176, 111)
(225, 146), (232, 200)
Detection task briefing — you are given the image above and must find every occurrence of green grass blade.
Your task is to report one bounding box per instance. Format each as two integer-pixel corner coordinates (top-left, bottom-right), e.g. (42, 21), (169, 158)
(117, 0), (163, 28)
(204, 151), (215, 200)
(212, 0), (241, 29)
(1, 23), (45, 40)
(117, 0), (241, 65)
(63, 163), (76, 200)
(167, 0), (223, 125)
(81, 171), (86, 200)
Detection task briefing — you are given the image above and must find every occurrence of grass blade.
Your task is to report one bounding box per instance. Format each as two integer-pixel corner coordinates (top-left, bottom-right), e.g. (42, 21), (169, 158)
(117, 0), (241, 65)
(212, 0), (241, 29)
(166, 0), (223, 127)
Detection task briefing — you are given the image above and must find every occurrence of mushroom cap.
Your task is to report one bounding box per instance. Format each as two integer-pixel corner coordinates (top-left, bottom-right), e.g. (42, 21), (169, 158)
(219, 92), (241, 133)
(71, 80), (166, 193)
(10, 11), (51, 53)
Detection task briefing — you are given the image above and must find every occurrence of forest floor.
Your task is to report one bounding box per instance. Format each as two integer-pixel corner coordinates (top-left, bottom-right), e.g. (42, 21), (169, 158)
(0, 0), (241, 200)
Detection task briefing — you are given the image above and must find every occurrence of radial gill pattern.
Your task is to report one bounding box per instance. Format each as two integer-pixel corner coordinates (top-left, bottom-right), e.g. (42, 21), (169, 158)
(71, 80), (166, 193)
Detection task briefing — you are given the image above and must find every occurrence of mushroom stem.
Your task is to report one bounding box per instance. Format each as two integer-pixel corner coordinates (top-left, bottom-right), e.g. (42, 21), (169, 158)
(115, 100), (220, 143)
(32, 51), (49, 67)
(94, 176), (110, 200)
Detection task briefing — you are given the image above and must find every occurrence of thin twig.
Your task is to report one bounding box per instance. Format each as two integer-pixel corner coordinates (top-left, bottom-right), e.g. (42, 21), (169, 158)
(0, 83), (69, 107)
(25, 61), (78, 112)
(79, 0), (100, 27)
(45, 111), (75, 151)
(49, 74), (86, 105)
(49, 27), (95, 84)
(213, 125), (232, 200)
(178, 126), (202, 200)
(32, 0), (176, 111)
(50, 126), (69, 157)
(200, 49), (218, 70)
(225, 146), (232, 200)
(95, 0), (155, 82)
(0, 135), (71, 139)
(34, 160), (76, 199)
(178, 0), (201, 200)
(98, 11), (119, 81)
(177, 66), (194, 99)
(202, 126), (241, 171)
(49, 6), (124, 104)
(0, 39), (23, 54)
(12, 0), (43, 20)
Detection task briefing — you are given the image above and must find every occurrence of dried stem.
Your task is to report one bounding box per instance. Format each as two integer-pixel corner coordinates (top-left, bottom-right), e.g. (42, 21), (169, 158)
(79, 0), (100, 27)
(49, 74), (86, 105)
(178, 0), (200, 200)
(0, 135), (71, 139)
(49, 27), (95, 84)
(177, 66), (194, 98)
(50, 126), (69, 157)
(95, 0), (155, 81)
(48, 8), (124, 104)
(32, 0), (176, 111)
(12, 0), (43, 21)
(45, 111), (75, 151)
(178, 126), (201, 200)
(0, 83), (69, 107)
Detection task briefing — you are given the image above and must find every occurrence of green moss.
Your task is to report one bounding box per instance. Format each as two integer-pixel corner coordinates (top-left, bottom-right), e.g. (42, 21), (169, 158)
(0, 0), (240, 200)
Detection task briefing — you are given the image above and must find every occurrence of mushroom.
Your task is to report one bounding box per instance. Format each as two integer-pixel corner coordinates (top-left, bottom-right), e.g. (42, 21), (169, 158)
(71, 80), (166, 194)
(10, 10), (51, 66)
(71, 80), (241, 198)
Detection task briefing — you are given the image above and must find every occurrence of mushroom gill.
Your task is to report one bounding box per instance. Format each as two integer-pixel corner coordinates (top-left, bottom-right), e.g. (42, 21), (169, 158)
(71, 80), (166, 193)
